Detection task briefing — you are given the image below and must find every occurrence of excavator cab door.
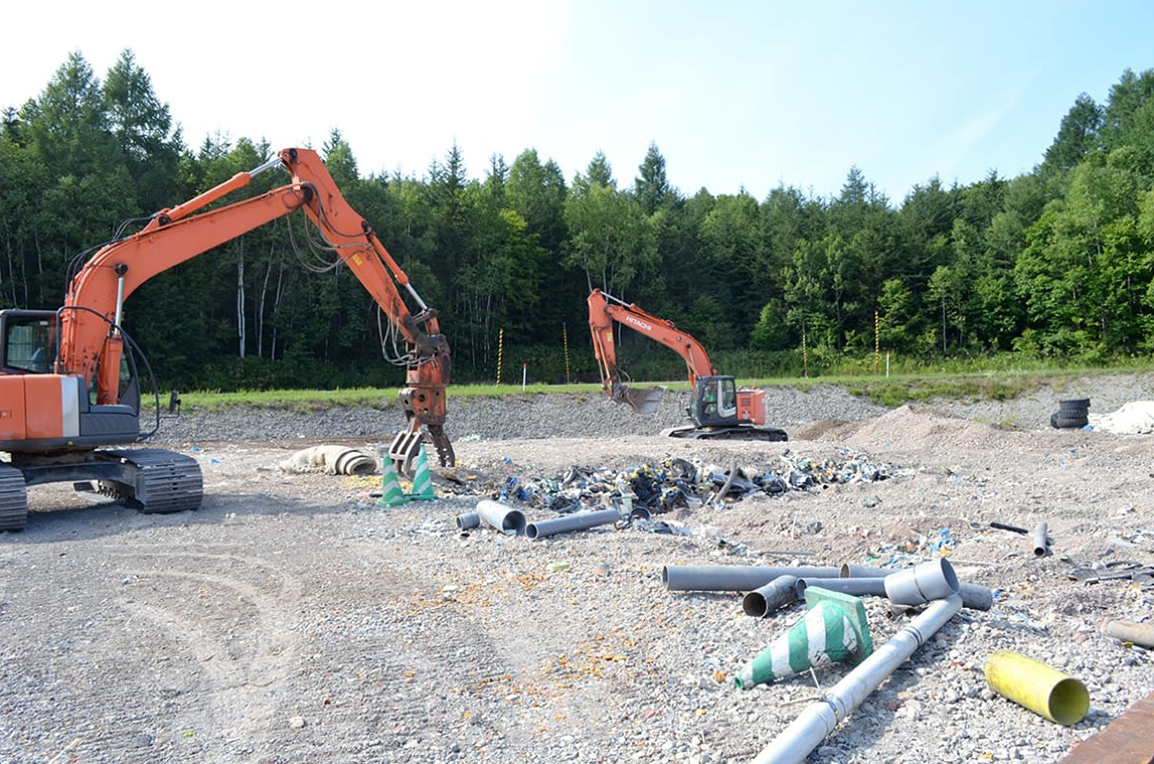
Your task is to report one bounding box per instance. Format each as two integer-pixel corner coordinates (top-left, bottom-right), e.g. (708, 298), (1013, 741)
(0, 310), (59, 374)
(689, 375), (739, 427)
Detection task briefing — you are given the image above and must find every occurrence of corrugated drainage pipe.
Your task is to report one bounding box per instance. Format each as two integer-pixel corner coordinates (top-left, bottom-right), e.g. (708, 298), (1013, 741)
(742, 575), (800, 618)
(525, 508), (620, 540)
(664, 565), (857, 593)
(476, 499), (527, 535)
(747, 594), (962, 764)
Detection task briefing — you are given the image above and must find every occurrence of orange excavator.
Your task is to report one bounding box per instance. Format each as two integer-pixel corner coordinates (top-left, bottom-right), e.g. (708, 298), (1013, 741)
(0, 148), (453, 531)
(587, 288), (787, 441)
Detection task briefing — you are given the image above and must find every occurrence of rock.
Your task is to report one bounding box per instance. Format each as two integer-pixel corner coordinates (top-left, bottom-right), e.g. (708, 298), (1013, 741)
(289, 715), (307, 729)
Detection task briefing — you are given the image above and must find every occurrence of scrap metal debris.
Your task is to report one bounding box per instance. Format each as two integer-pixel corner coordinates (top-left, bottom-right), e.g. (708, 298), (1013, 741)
(485, 448), (892, 517)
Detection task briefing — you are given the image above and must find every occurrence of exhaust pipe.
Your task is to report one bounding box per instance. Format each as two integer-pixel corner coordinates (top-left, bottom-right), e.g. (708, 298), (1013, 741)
(476, 499), (527, 535)
(748, 595), (962, 764)
(525, 508), (621, 540)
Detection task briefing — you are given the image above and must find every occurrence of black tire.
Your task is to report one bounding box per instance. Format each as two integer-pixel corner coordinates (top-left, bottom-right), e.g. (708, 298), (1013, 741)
(1053, 413), (1088, 429)
(1058, 398), (1090, 413)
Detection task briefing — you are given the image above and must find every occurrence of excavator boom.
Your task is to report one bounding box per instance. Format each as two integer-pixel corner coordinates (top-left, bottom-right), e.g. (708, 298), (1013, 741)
(0, 148), (454, 531)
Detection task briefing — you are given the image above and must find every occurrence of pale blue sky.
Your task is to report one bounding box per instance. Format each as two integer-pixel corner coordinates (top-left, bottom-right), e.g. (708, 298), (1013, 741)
(4, 0), (1153, 204)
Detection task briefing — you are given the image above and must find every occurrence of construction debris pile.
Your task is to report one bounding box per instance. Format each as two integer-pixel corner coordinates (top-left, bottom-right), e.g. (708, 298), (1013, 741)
(490, 448), (893, 517)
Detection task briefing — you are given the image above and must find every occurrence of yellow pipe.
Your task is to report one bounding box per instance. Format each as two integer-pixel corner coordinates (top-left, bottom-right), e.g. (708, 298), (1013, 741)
(983, 650), (1089, 725)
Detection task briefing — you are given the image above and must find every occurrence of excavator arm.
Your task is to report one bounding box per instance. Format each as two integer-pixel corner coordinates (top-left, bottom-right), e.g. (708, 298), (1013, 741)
(587, 288), (716, 414)
(60, 148), (453, 471)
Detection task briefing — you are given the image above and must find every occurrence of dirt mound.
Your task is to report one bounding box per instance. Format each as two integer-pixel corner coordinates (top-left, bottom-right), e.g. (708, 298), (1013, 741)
(818, 403), (1024, 451)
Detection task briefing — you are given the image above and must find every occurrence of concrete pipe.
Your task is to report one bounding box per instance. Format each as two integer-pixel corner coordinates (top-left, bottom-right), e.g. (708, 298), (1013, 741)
(1104, 619), (1154, 649)
(525, 508), (620, 540)
(794, 577), (887, 598)
(455, 512), (480, 530)
(742, 575), (800, 618)
(749, 595), (962, 764)
(663, 565), (853, 593)
(476, 499), (527, 535)
(1032, 522), (1049, 557)
(883, 559), (959, 606)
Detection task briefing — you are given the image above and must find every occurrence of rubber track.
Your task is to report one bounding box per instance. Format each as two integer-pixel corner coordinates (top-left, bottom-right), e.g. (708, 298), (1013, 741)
(0, 463), (28, 531)
(669, 426), (789, 442)
(99, 448), (203, 514)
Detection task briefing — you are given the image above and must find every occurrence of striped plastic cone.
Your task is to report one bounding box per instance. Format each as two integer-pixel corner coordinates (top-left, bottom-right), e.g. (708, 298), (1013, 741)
(734, 587), (873, 689)
(377, 456), (409, 507)
(407, 444), (436, 501)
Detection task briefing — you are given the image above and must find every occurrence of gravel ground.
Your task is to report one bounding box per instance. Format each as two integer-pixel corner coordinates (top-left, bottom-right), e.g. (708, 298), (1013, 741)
(2, 373), (1153, 764)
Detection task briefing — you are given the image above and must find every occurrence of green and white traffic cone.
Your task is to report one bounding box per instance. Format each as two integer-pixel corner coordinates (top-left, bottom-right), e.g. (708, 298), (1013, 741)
(407, 444), (436, 501)
(377, 456), (410, 507)
(734, 587), (873, 689)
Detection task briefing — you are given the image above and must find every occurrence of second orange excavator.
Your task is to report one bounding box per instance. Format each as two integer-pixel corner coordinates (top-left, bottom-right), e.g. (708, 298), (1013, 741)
(587, 289), (787, 441)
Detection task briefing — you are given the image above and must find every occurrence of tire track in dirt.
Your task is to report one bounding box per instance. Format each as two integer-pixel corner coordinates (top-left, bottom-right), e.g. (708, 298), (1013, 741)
(107, 548), (303, 751)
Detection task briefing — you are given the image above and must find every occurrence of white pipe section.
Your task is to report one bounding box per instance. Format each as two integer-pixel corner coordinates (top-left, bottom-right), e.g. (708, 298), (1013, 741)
(748, 594), (962, 764)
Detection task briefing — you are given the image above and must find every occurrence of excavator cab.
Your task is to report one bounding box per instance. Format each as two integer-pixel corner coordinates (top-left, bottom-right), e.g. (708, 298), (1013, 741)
(688, 375), (740, 427)
(1, 310), (58, 374)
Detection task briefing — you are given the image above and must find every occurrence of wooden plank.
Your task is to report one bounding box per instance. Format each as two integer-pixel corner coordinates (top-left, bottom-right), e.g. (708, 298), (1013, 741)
(1058, 689), (1154, 764)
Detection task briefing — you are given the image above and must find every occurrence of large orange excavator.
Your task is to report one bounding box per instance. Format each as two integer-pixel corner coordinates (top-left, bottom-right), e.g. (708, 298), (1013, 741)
(587, 288), (787, 441)
(0, 148), (453, 531)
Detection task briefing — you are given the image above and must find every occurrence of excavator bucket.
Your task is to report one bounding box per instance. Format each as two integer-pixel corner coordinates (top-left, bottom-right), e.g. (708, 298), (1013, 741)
(618, 385), (667, 416)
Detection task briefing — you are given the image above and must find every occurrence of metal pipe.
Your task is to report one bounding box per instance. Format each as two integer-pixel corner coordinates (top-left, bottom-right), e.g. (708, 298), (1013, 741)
(476, 499), (526, 535)
(795, 577), (887, 598)
(1104, 619), (1154, 648)
(525, 508), (620, 540)
(748, 595), (962, 764)
(455, 512), (480, 530)
(663, 565), (855, 592)
(742, 575), (800, 618)
(1032, 522), (1049, 557)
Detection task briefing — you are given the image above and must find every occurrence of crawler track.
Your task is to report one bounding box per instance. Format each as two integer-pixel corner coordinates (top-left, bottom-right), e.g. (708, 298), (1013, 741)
(97, 448), (203, 514)
(0, 463), (28, 531)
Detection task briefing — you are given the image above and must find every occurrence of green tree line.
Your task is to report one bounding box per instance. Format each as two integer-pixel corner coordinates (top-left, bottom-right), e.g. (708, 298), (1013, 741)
(4, 51), (1154, 390)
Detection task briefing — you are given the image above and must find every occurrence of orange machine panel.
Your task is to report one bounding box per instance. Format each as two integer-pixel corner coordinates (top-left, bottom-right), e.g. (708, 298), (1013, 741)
(0, 376), (28, 441)
(24, 375), (64, 439)
(736, 388), (766, 425)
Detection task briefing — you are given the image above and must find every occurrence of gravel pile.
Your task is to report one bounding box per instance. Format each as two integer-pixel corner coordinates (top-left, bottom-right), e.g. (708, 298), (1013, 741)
(148, 384), (889, 445)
